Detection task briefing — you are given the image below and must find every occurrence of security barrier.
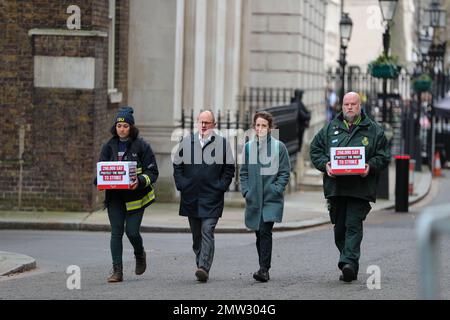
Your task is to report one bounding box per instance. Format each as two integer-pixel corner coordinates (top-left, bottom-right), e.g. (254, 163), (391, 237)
(416, 204), (450, 299)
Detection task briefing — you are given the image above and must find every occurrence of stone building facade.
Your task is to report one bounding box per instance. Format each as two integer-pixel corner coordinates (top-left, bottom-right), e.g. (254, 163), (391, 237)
(246, 0), (328, 152)
(127, 0), (245, 201)
(1, 0), (329, 211)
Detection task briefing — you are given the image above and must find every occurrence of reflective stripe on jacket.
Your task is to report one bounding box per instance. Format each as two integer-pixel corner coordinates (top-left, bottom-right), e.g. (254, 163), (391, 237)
(98, 136), (159, 213)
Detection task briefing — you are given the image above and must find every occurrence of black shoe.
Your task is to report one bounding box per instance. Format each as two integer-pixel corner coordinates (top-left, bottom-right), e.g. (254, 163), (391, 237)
(195, 268), (209, 282)
(253, 268), (270, 282)
(135, 250), (147, 275)
(341, 264), (356, 282)
(339, 274), (357, 281)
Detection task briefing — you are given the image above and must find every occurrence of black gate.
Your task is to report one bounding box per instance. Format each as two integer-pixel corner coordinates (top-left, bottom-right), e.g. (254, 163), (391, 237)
(180, 87), (303, 191)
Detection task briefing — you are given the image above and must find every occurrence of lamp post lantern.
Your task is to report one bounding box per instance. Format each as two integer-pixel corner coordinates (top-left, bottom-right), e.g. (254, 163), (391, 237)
(419, 35), (433, 57)
(379, 0), (399, 21)
(425, 1), (447, 28)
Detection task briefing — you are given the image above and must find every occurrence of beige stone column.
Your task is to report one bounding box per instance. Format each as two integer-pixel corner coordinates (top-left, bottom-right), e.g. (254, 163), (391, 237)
(239, 0), (252, 91)
(193, 0), (207, 114)
(182, 0), (196, 110)
(213, 0), (227, 114)
(128, 0), (183, 201)
(203, 0), (217, 110)
(223, 0), (242, 114)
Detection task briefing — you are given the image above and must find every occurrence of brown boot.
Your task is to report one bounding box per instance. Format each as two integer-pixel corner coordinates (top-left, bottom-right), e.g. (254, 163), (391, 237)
(107, 264), (123, 283)
(135, 250), (146, 275)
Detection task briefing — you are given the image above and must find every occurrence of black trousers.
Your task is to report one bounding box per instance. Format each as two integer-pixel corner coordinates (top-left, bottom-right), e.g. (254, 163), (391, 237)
(255, 218), (275, 271)
(107, 196), (145, 266)
(329, 196), (371, 275)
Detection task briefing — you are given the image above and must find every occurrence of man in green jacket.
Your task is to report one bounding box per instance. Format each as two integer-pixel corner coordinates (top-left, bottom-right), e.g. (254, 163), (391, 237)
(310, 92), (390, 282)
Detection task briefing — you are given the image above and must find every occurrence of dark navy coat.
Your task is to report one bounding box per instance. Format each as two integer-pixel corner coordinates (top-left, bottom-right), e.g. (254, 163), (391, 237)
(173, 132), (235, 218)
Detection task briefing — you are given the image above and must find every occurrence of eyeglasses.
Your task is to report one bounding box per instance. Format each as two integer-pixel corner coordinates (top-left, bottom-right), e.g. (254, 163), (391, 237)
(198, 121), (214, 126)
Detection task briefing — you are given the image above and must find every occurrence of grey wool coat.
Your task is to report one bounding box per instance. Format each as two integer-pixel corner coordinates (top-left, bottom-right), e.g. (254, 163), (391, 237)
(239, 135), (291, 230)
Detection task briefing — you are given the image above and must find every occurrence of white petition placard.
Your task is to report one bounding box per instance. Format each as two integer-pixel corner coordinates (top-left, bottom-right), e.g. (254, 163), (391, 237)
(97, 161), (137, 189)
(330, 147), (366, 175)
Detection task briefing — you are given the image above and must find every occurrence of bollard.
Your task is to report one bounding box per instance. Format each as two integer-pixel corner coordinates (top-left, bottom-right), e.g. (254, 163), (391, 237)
(395, 155), (410, 212)
(409, 159), (415, 195)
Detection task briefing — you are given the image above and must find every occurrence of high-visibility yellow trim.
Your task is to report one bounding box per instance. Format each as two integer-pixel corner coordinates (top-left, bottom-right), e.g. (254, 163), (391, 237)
(125, 189), (155, 212)
(136, 167), (143, 174)
(140, 174), (151, 187)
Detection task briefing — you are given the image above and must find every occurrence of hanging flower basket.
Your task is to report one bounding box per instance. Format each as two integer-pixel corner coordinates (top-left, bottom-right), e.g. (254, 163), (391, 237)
(412, 75), (432, 92)
(368, 54), (401, 79)
(369, 63), (400, 79)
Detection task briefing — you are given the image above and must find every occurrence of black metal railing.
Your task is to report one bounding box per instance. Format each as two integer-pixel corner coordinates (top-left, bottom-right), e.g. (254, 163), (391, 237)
(326, 68), (412, 157)
(236, 87), (296, 121)
(328, 67), (450, 168)
(179, 87), (306, 191)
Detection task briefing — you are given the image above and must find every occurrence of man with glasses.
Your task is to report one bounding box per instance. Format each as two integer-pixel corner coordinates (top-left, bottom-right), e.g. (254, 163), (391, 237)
(173, 110), (235, 282)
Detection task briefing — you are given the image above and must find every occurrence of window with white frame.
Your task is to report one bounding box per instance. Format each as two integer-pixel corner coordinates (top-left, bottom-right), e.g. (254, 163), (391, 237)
(108, 0), (122, 103)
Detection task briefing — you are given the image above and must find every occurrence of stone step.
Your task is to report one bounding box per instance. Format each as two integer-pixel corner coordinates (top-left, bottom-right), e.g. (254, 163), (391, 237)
(299, 169), (323, 192)
(299, 182), (323, 192)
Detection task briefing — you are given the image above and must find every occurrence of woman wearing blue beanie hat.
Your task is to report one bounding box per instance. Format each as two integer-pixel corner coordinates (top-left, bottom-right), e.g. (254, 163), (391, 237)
(115, 106), (135, 125)
(96, 106), (159, 283)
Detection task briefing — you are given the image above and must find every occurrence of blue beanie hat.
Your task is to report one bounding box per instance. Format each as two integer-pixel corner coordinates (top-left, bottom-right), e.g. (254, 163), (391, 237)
(115, 106), (135, 125)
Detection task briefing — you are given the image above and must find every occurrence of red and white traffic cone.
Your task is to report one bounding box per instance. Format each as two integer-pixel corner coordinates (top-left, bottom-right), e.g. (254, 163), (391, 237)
(434, 151), (442, 177)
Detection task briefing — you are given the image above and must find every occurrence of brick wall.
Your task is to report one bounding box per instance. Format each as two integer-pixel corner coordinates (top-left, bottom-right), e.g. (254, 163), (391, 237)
(0, 0), (129, 211)
(114, 0), (129, 103)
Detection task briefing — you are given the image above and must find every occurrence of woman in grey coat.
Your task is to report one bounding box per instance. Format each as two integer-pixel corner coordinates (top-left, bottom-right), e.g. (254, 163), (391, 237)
(240, 111), (291, 282)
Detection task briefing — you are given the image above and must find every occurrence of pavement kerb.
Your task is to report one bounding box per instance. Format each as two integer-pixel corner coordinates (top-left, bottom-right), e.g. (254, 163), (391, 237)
(0, 172), (434, 278)
(0, 171), (433, 234)
(0, 251), (37, 277)
(0, 220), (332, 234)
(0, 187), (430, 234)
(375, 169), (433, 212)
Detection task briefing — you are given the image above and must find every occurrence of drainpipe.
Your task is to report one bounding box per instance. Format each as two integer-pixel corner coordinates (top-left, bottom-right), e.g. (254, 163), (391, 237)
(18, 125), (25, 210)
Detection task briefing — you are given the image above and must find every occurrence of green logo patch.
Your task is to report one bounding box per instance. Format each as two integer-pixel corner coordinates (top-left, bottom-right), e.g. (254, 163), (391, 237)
(362, 137), (369, 146)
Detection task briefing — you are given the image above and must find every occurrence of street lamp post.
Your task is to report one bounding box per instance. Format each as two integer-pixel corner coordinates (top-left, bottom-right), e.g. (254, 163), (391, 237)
(378, 0), (399, 123)
(377, 0), (398, 200)
(338, 12), (353, 107)
(423, 1), (447, 176)
(419, 34), (433, 69)
(412, 34), (433, 172)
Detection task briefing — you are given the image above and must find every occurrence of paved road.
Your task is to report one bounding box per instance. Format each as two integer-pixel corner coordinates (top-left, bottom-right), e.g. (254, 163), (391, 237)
(1, 174), (450, 300)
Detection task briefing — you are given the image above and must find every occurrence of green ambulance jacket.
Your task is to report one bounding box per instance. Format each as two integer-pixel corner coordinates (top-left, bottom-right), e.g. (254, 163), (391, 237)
(310, 112), (391, 202)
